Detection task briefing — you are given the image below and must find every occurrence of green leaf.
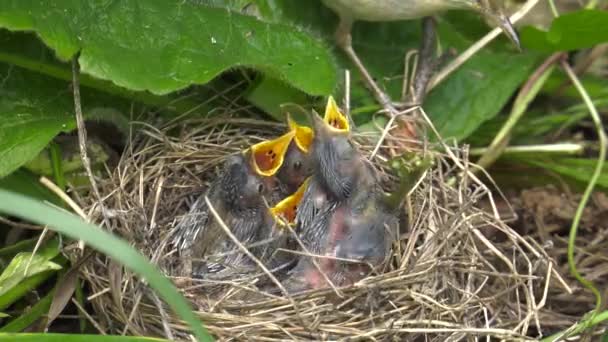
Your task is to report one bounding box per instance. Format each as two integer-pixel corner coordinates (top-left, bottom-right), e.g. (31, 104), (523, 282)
(542, 71), (608, 100)
(253, 0), (540, 140)
(0, 60), (133, 178)
(466, 110), (586, 147)
(522, 157), (608, 190)
(0, 0), (336, 96)
(0, 169), (60, 205)
(245, 76), (312, 121)
(425, 19), (541, 141)
(0, 30), (209, 115)
(0, 63), (76, 178)
(0, 239), (38, 259)
(0, 289), (53, 332)
(0, 333), (170, 342)
(0, 190), (213, 342)
(0, 272), (57, 312)
(521, 10), (608, 52)
(0, 239), (62, 310)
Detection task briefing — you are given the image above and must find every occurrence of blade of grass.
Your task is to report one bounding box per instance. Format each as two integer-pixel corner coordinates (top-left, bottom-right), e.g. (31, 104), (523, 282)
(0, 189), (213, 342)
(48, 142), (65, 192)
(0, 271), (57, 311)
(75, 278), (87, 333)
(0, 333), (170, 341)
(0, 288), (54, 332)
(470, 142), (584, 156)
(542, 310), (608, 341)
(0, 238), (38, 258)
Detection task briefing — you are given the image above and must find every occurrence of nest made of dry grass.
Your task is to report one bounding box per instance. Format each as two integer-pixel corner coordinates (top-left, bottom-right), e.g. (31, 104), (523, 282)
(69, 107), (573, 341)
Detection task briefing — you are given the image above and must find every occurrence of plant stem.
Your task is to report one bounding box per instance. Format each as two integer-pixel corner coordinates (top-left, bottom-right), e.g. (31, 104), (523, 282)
(548, 0), (559, 17)
(559, 58), (606, 338)
(469, 142), (584, 156)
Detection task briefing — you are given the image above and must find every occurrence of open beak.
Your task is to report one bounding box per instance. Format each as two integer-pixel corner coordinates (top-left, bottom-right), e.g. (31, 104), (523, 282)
(287, 113), (313, 153)
(306, 96), (350, 141)
(270, 177), (310, 227)
(323, 96), (350, 133)
(249, 131), (295, 177)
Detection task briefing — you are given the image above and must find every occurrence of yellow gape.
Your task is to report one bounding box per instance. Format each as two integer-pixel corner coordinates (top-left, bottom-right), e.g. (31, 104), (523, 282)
(270, 177), (310, 227)
(249, 131), (295, 177)
(323, 96), (349, 133)
(287, 113), (313, 154)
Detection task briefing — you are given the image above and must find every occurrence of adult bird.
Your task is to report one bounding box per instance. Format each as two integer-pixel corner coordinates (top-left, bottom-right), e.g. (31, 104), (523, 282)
(321, 0), (521, 117)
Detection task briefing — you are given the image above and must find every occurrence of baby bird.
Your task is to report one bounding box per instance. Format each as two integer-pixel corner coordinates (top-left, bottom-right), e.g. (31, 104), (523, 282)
(285, 97), (380, 292)
(200, 180), (309, 290)
(333, 152), (434, 283)
(173, 132), (295, 279)
(273, 115), (314, 202)
(295, 96), (356, 233)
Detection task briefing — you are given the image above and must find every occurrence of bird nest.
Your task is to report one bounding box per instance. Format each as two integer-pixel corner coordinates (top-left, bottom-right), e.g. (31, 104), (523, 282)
(70, 108), (569, 341)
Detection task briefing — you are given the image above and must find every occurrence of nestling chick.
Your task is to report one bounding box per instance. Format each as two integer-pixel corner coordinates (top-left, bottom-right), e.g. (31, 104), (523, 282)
(334, 153), (434, 275)
(285, 96), (382, 293)
(283, 98), (434, 294)
(173, 132), (295, 279)
(273, 115), (314, 202)
(200, 179), (309, 293)
(295, 96), (355, 234)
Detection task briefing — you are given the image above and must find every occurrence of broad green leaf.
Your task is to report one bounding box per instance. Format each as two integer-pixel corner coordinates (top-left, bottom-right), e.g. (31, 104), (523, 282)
(0, 0), (336, 96)
(0, 190), (212, 342)
(542, 71), (608, 100)
(521, 10), (608, 52)
(0, 288), (53, 332)
(466, 110), (588, 147)
(0, 30), (211, 115)
(0, 62), (75, 178)
(0, 333), (169, 342)
(425, 19), (541, 141)
(0, 61), (132, 178)
(252, 0), (540, 140)
(0, 313), (8, 318)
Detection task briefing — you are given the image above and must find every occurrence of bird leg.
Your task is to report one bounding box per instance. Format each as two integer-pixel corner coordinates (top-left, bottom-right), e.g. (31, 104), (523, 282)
(388, 17), (456, 154)
(334, 17), (399, 117)
(407, 17), (438, 104)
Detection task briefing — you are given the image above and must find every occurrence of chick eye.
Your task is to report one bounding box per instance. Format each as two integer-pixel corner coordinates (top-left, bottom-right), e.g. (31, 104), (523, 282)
(257, 183), (265, 194)
(293, 161), (302, 170)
